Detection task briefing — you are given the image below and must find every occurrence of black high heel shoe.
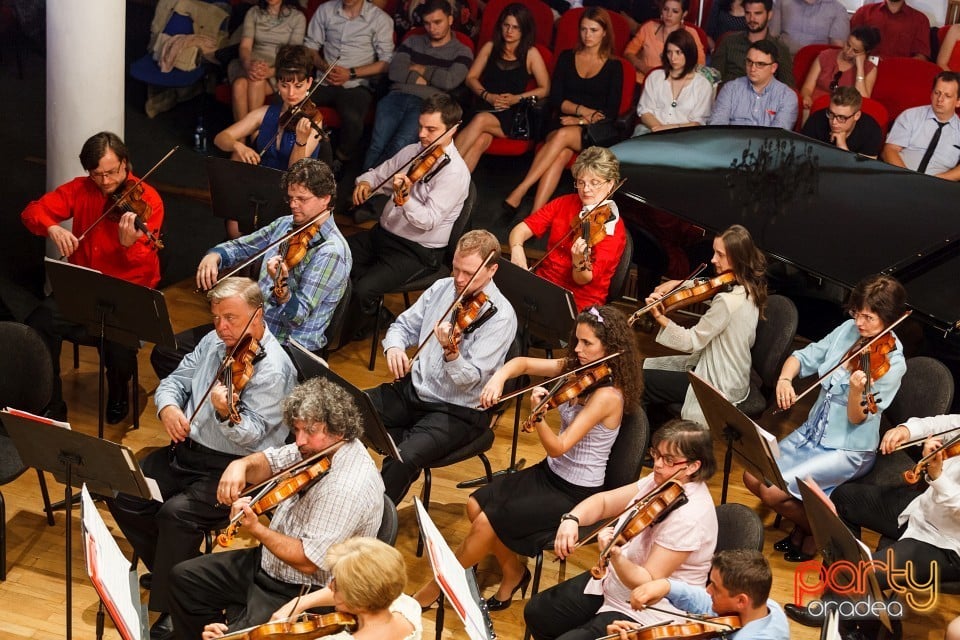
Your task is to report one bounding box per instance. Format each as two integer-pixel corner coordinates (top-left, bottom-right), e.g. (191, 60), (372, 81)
(484, 568), (532, 612)
(773, 534), (800, 553)
(501, 200), (519, 216)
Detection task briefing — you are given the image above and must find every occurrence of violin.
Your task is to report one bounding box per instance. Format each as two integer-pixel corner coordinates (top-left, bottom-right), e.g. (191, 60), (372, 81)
(394, 145), (447, 206)
(220, 612), (358, 640)
(843, 332), (896, 415)
(107, 179), (164, 251)
(217, 453), (334, 546)
(279, 98), (325, 138)
(903, 432), (960, 484)
(575, 203), (615, 272)
(273, 221), (322, 301)
(443, 291), (498, 358)
(221, 334), (262, 425)
(590, 481), (687, 580)
(595, 615), (741, 640)
(628, 271), (736, 328)
(522, 362), (612, 432)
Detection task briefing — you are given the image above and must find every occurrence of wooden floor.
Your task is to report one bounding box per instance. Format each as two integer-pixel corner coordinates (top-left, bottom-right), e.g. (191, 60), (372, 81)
(1, 274), (957, 640)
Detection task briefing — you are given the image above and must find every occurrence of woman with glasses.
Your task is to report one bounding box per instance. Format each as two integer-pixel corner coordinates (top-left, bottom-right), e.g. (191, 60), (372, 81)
(506, 146), (627, 311)
(633, 29), (714, 136)
(744, 274), (907, 563)
(502, 7), (624, 216)
(454, 3), (551, 171)
(642, 224), (767, 428)
(799, 27), (880, 120)
(524, 419), (718, 640)
(412, 305), (643, 612)
(624, 0), (705, 85)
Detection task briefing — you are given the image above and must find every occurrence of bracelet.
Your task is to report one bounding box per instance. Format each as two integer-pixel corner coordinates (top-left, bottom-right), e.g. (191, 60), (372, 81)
(856, 75), (865, 80)
(293, 140), (307, 147)
(778, 377), (791, 382)
(481, 90), (488, 101)
(560, 513), (580, 525)
(575, 105), (581, 116)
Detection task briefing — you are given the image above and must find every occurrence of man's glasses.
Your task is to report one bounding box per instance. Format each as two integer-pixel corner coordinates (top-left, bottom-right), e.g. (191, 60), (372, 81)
(89, 164), (126, 180)
(825, 110), (857, 123)
(745, 59), (774, 68)
(284, 194), (317, 205)
(829, 71), (843, 92)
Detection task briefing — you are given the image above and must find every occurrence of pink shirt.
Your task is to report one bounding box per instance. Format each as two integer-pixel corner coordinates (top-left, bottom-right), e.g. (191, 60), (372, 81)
(625, 21), (706, 84)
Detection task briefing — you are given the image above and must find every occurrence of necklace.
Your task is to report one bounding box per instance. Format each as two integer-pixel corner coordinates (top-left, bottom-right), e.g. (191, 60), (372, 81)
(668, 74), (687, 108)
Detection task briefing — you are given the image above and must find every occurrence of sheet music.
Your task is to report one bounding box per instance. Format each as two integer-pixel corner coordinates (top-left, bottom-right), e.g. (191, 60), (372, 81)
(414, 498), (495, 640)
(756, 423), (780, 459)
(3, 406), (71, 430)
(81, 485), (142, 640)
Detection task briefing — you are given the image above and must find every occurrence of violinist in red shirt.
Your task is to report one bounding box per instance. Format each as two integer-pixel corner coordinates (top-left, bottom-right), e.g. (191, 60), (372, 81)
(20, 131), (164, 423)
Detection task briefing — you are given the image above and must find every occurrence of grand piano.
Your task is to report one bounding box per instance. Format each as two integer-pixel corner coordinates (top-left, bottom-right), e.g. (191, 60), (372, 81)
(611, 126), (960, 335)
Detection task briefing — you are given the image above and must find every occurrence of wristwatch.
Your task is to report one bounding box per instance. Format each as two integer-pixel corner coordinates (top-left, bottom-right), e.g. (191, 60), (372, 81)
(349, 67), (357, 80)
(560, 513), (580, 525)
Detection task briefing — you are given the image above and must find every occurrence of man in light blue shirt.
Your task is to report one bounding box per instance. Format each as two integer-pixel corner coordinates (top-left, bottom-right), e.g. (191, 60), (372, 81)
(608, 550), (789, 640)
(708, 40), (798, 129)
(883, 71), (960, 181)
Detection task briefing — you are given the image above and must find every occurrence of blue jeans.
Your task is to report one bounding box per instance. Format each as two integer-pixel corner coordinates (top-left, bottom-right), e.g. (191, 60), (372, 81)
(363, 92), (424, 169)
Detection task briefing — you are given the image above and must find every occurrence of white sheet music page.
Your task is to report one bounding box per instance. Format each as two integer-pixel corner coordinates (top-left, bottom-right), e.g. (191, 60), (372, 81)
(414, 498), (491, 640)
(81, 484), (142, 640)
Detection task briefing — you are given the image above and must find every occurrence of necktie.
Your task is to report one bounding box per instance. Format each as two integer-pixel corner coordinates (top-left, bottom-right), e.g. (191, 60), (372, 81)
(916, 120), (948, 174)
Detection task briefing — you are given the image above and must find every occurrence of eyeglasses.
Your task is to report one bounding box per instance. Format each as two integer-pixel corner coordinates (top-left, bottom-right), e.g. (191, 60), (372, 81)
(745, 59), (774, 69)
(284, 194), (318, 205)
(849, 310), (880, 323)
(501, 22), (521, 31)
(825, 110), (857, 123)
(649, 447), (688, 467)
(574, 178), (609, 190)
(828, 71), (843, 92)
(89, 164), (126, 180)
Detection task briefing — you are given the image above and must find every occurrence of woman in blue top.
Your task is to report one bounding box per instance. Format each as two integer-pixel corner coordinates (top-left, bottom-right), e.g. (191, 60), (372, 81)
(744, 274), (907, 562)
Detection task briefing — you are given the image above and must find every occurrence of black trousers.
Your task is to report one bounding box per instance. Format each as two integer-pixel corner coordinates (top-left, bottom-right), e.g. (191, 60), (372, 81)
(169, 546), (306, 640)
(524, 571), (619, 640)
(106, 439), (237, 612)
(347, 225), (444, 316)
(310, 84), (374, 161)
(367, 376), (489, 504)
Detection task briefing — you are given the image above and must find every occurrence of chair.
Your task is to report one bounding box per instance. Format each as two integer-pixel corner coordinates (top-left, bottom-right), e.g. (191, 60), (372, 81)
(367, 181), (478, 371)
(791, 44), (835, 91)
(0, 322), (56, 581)
(872, 57), (942, 123)
(69, 338), (142, 430)
(605, 232), (634, 304)
(809, 94), (890, 132)
(734, 295), (799, 419)
(478, 0), (554, 49)
(321, 279), (351, 360)
(714, 502), (764, 553)
(554, 8), (631, 57)
(483, 44), (554, 158)
(376, 493), (399, 545)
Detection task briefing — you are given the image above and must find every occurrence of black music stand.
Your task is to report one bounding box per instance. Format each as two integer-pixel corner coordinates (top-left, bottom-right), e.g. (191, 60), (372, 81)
(689, 371), (788, 503)
(45, 259), (176, 438)
(207, 157), (287, 234)
(285, 339), (402, 461)
(457, 259), (577, 488)
(798, 479), (894, 636)
(3, 409), (155, 640)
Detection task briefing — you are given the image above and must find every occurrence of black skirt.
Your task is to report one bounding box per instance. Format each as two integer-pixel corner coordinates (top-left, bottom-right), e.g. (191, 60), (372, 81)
(472, 459), (600, 556)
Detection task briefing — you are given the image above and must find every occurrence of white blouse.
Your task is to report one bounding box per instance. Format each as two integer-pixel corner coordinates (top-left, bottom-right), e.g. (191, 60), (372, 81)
(634, 68), (715, 135)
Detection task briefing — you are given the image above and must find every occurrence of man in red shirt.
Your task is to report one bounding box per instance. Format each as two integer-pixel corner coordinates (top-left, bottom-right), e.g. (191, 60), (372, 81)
(21, 131), (164, 423)
(850, 0), (931, 60)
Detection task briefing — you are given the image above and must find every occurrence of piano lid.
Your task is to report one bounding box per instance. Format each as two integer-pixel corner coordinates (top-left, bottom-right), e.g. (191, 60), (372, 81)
(611, 127), (960, 330)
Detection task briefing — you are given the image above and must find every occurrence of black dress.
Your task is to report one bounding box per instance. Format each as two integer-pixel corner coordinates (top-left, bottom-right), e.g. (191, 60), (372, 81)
(478, 48), (531, 134)
(549, 49), (624, 146)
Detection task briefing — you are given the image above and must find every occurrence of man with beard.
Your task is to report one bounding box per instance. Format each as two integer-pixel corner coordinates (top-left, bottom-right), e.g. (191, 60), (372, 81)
(712, 0), (793, 85)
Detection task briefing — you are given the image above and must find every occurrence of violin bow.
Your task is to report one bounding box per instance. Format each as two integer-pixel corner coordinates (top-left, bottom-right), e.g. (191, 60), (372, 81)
(528, 178), (626, 272)
(774, 310), (912, 414)
(404, 249), (498, 367)
(351, 119), (461, 210)
(492, 351), (623, 406)
(73, 145), (180, 247)
(185, 305), (263, 427)
(627, 263), (709, 327)
(257, 56), (340, 158)
(593, 621), (675, 640)
(892, 424), (960, 451)
(639, 607), (739, 632)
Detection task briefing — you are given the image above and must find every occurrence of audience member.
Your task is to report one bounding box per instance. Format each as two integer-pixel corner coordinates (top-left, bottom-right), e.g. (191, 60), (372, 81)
(882, 71), (960, 180)
(799, 27), (880, 116)
(624, 0), (705, 84)
(706, 0), (747, 48)
(850, 0), (930, 60)
(503, 7), (623, 215)
(228, 0), (306, 122)
(395, 0), (478, 39)
(455, 2), (550, 171)
(362, 0), (473, 169)
(801, 87), (884, 157)
(937, 24), (960, 72)
(769, 0), (849, 54)
(712, 0), (793, 85)
(304, 0), (394, 175)
(708, 40), (798, 127)
(634, 29), (714, 135)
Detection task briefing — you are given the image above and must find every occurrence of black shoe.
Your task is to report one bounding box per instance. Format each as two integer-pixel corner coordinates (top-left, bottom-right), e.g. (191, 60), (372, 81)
(773, 534), (800, 553)
(784, 603), (823, 628)
(783, 549), (815, 562)
(139, 573), (152, 590)
(106, 399), (129, 424)
(43, 400), (68, 422)
(501, 200), (519, 216)
(484, 567), (532, 612)
(150, 613), (175, 640)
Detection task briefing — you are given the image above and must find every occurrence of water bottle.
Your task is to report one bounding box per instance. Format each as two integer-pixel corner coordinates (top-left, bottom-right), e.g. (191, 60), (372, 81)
(194, 117), (207, 153)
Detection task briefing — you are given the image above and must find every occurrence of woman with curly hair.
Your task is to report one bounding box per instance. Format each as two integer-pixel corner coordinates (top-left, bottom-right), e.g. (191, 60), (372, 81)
(413, 305), (643, 612)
